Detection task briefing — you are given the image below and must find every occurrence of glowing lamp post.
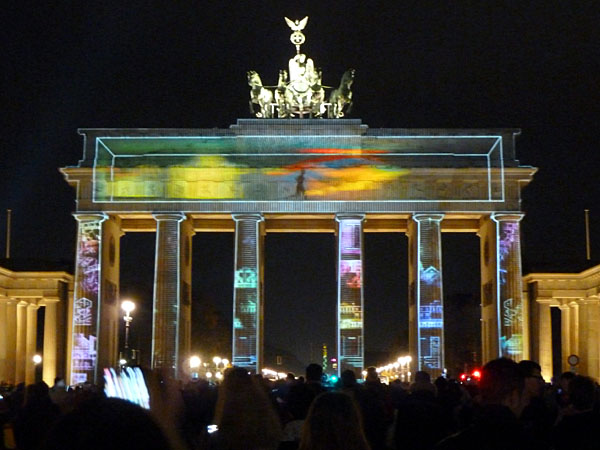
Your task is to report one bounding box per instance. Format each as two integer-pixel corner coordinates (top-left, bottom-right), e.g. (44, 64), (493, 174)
(33, 354), (42, 382)
(190, 356), (201, 379)
(121, 300), (136, 350)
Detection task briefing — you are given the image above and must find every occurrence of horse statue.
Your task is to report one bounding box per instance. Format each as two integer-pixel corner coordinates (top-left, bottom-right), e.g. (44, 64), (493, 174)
(247, 71), (274, 118)
(275, 69), (289, 118)
(328, 68), (355, 118)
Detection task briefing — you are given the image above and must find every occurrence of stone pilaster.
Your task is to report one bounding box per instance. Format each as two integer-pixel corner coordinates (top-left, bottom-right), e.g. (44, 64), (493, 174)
(152, 213), (185, 378)
(335, 214), (365, 376)
(232, 214), (264, 373)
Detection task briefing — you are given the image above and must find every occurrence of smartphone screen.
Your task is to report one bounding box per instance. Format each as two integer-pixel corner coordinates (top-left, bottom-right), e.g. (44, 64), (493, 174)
(104, 366), (150, 409)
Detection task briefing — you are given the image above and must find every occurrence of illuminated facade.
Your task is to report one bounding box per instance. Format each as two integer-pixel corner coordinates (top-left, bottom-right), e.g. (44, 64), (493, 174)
(525, 264), (600, 381)
(61, 119), (536, 380)
(0, 263), (73, 385)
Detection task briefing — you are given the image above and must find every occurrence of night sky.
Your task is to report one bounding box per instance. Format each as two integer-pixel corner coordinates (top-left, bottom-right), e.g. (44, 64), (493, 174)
(3, 2), (599, 371)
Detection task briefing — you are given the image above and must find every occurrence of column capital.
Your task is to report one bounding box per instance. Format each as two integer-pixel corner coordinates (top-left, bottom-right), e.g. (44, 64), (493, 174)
(412, 214), (444, 223)
(491, 213), (524, 223)
(153, 213), (186, 222)
(73, 213), (108, 223)
(335, 214), (365, 222)
(232, 213), (264, 222)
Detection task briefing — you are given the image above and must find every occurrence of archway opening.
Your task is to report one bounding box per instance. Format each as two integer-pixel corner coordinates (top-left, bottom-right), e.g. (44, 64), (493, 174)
(264, 233), (336, 375)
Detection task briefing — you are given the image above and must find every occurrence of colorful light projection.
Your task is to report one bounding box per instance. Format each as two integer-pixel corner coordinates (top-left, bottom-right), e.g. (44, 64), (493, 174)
(493, 215), (524, 359)
(414, 215), (444, 373)
(337, 217), (364, 374)
(92, 134), (503, 203)
(70, 215), (105, 384)
(232, 216), (263, 372)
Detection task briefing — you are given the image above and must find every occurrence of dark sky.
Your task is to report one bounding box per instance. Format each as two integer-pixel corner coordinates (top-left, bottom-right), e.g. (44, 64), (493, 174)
(2, 2), (599, 369)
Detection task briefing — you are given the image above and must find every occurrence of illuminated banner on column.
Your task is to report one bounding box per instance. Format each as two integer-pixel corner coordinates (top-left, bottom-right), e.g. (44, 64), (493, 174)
(70, 214), (106, 384)
(493, 214), (524, 360)
(337, 216), (364, 374)
(232, 215), (263, 373)
(414, 214), (444, 373)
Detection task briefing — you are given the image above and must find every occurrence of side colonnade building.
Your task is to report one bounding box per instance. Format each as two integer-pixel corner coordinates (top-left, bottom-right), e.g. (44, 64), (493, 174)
(60, 119), (538, 384)
(0, 262), (72, 386)
(525, 264), (600, 380)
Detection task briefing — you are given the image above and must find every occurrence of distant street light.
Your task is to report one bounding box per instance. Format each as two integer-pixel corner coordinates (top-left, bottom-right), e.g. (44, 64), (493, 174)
(32, 354), (42, 364)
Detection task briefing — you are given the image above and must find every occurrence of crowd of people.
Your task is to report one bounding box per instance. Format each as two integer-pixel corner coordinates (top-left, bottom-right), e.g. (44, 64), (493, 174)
(1, 358), (599, 450)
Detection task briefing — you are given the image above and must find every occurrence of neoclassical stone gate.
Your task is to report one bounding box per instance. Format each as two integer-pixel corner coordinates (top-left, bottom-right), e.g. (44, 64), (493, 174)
(61, 119), (536, 383)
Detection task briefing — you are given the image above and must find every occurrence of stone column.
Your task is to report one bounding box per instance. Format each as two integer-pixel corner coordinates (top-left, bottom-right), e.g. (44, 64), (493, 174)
(579, 298), (600, 379)
(335, 215), (365, 376)
(152, 213), (185, 379)
(15, 301), (27, 383)
(537, 300), (553, 379)
(408, 214), (445, 377)
(569, 301), (579, 357)
(96, 216), (123, 379)
(70, 214), (107, 385)
(232, 214), (264, 374)
(42, 301), (58, 385)
(478, 216), (500, 362)
(0, 300), (7, 383)
(559, 304), (571, 374)
(4, 301), (17, 384)
(178, 218), (195, 367)
(25, 303), (39, 385)
(491, 214), (525, 361)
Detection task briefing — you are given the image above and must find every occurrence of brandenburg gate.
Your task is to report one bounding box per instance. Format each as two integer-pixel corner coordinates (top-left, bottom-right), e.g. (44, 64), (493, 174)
(61, 18), (536, 384)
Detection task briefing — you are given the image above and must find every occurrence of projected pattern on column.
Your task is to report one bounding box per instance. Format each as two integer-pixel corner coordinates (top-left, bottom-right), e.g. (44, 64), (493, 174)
(414, 215), (444, 373)
(152, 214), (184, 378)
(70, 214), (106, 385)
(493, 214), (524, 360)
(232, 215), (263, 373)
(337, 216), (364, 374)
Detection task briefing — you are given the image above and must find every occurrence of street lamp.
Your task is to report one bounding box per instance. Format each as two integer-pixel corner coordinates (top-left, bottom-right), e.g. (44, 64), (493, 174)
(32, 354), (42, 364)
(121, 300), (136, 350)
(190, 356), (201, 379)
